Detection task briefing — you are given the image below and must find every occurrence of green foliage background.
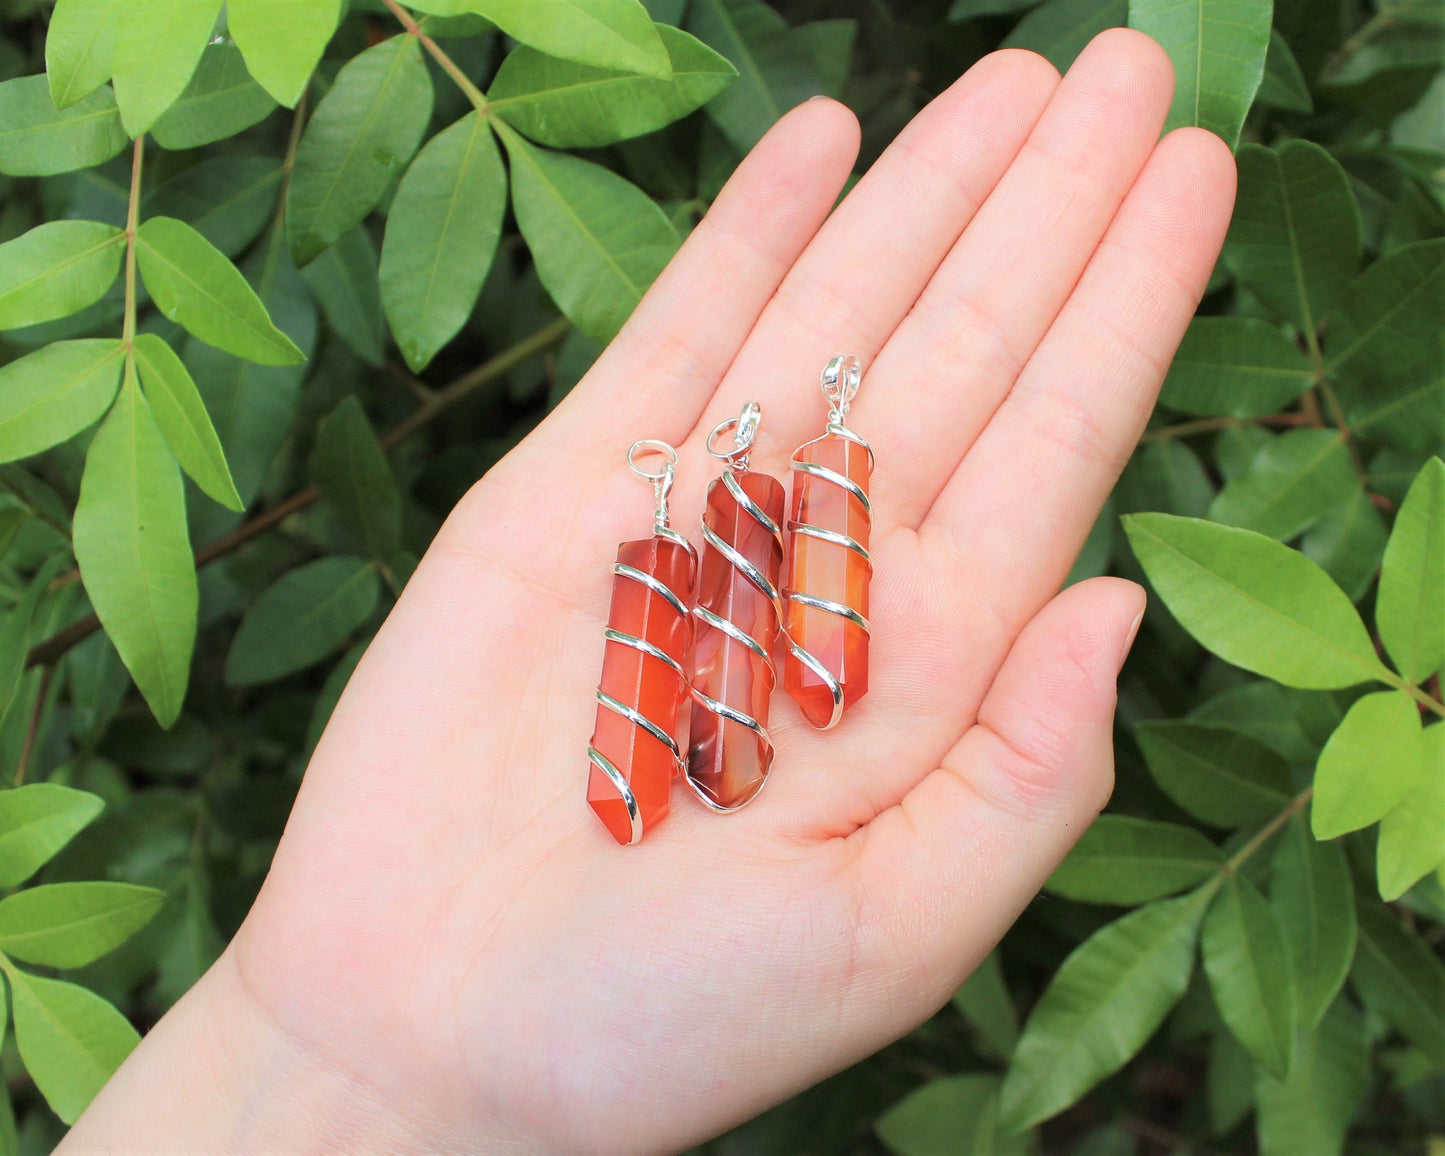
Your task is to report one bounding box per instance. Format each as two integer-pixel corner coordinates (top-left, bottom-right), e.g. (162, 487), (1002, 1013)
(0, 0), (1440, 1151)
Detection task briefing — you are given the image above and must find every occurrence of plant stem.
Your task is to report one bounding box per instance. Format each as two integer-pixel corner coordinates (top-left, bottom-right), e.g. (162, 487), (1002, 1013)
(121, 136), (144, 348)
(1317, 378), (1369, 481)
(1376, 671), (1445, 720)
(1321, 7), (1395, 83)
(1140, 413), (1305, 443)
(24, 319), (571, 670)
(274, 85), (310, 232)
(1224, 789), (1312, 874)
(382, 0), (490, 112)
(13, 664), (54, 787)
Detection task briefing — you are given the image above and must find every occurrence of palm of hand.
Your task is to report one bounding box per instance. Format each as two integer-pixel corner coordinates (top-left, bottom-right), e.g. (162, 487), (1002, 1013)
(228, 31), (1233, 1155)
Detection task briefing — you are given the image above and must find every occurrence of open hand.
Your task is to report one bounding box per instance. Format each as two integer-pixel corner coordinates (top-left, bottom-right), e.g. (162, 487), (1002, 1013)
(64, 29), (1235, 1156)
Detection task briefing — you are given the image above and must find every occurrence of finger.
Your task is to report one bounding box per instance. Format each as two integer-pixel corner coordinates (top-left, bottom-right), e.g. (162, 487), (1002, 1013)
(923, 127), (1236, 631)
(843, 578), (1143, 1023)
(669, 48), (1060, 510)
(530, 98), (861, 464)
(856, 28), (1176, 528)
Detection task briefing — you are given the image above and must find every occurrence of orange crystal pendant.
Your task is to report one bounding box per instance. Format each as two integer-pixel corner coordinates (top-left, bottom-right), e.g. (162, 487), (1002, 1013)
(587, 535), (697, 845)
(686, 470), (786, 811)
(784, 432), (873, 728)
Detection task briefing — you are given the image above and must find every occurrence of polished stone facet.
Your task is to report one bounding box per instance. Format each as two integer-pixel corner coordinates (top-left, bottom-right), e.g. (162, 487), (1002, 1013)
(687, 471), (786, 810)
(785, 433), (872, 728)
(587, 536), (695, 845)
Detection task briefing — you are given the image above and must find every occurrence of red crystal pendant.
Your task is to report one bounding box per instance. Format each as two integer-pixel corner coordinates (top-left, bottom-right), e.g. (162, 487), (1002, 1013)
(587, 535), (696, 845)
(687, 470), (786, 810)
(783, 374), (874, 729)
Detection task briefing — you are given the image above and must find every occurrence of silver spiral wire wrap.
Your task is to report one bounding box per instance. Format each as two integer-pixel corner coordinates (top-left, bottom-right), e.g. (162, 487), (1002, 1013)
(782, 355), (875, 730)
(587, 440), (695, 844)
(686, 405), (782, 812)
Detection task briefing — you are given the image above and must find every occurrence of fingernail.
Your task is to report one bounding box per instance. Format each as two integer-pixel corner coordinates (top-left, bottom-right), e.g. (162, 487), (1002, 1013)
(1118, 609), (1145, 672)
(808, 93), (831, 102)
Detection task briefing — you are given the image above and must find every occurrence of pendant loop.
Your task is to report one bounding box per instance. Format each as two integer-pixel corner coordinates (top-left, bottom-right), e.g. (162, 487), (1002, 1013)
(628, 438), (678, 534)
(706, 401), (762, 473)
(820, 354), (862, 426)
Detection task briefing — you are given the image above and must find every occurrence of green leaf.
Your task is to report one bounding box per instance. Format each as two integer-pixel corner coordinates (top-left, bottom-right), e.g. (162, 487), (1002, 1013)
(0, 882), (163, 968)
(184, 231), (316, 508)
(1223, 142), (1362, 336)
(457, 0), (671, 79)
(1312, 689), (1424, 839)
(0, 77), (127, 177)
(150, 42), (278, 150)
(131, 333), (242, 511)
(1123, 513), (1386, 690)
(877, 1074), (1027, 1156)
(1189, 681), (1317, 765)
(299, 225), (386, 368)
(73, 364), (197, 728)
(309, 396), (402, 559)
(500, 123), (678, 343)
(1376, 457), (1445, 684)
(1351, 897), (1445, 1067)
(1208, 429), (1359, 542)
(0, 339), (125, 464)
(1158, 316), (1315, 419)
(1206, 1027), (1255, 1139)
(998, 890), (1210, 1131)
(1047, 815), (1224, 904)
(1327, 238), (1445, 396)
(0, 785), (104, 889)
(0, 511), (26, 566)
(1135, 721), (1295, 827)
(1256, 28), (1313, 113)
(1339, 371), (1445, 455)
(951, 951), (1019, 1062)
(223, 556), (380, 686)
(1377, 722), (1445, 901)
(950, 0), (1040, 17)
(1202, 873), (1296, 1078)
(0, 220), (124, 330)
(286, 34), (434, 268)
(1255, 999), (1369, 1156)
(155, 867), (223, 1008)
(142, 156), (282, 259)
(1002, 0), (1126, 73)
(136, 216), (305, 366)
(305, 637), (368, 752)
(379, 112), (505, 372)
(45, 0), (119, 110)
(1116, 440), (1212, 518)
(489, 25), (736, 149)
(111, 0), (224, 135)
(1301, 485), (1389, 604)
(3, 964), (138, 1126)
(228, 0), (341, 107)
(687, 0), (827, 151)
(1128, 0), (1270, 149)
(0, 555), (67, 731)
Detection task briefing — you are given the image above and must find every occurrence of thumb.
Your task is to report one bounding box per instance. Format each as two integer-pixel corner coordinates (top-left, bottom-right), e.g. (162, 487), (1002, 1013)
(849, 576), (1144, 1020)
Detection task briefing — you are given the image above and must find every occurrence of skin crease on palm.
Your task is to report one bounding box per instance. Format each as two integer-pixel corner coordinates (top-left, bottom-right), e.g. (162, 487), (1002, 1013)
(59, 29), (1237, 1156)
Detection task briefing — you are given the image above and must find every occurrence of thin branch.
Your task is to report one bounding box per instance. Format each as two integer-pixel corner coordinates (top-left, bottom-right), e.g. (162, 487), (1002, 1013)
(386, 360), (437, 403)
(1225, 789), (1312, 874)
(382, 0), (490, 111)
(121, 136), (143, 348)
(13, 664), (54, 786)
(24, 319), (571, 670)
(1141, 413), (1306, 443)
